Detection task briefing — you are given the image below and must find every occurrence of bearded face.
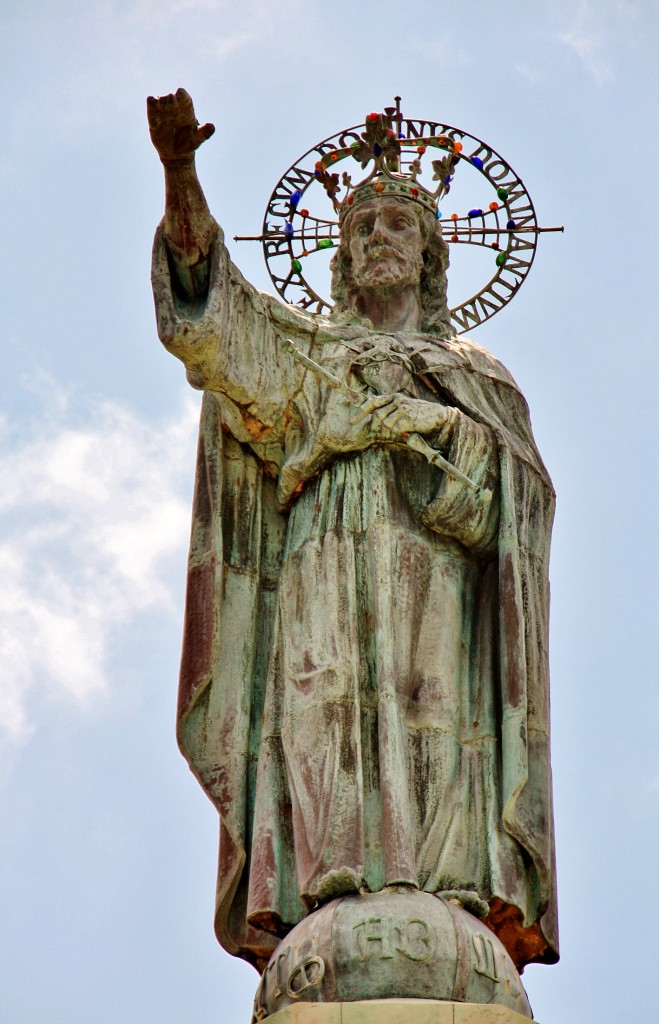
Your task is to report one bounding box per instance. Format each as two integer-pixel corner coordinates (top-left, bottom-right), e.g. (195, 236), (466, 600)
(346, 197), (425, 291)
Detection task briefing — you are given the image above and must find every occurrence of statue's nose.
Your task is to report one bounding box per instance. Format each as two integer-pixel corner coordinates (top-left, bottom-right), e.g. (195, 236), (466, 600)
(370, 216), (390, 242)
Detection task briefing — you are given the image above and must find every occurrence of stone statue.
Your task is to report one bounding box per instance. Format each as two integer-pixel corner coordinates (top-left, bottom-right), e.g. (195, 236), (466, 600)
(148, 89), (558, 1021)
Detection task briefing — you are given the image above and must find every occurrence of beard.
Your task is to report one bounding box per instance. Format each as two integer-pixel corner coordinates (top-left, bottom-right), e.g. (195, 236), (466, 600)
(352, 244), (424, 289)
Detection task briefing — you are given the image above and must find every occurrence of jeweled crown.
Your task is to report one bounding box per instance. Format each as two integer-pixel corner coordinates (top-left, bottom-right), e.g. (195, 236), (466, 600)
(314, 99), (462, 221)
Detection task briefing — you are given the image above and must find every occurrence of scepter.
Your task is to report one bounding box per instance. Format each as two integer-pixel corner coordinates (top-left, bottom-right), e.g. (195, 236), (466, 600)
(283, 338), (484, 496)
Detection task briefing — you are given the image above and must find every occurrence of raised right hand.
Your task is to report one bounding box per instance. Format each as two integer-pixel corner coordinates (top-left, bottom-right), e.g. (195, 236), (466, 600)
(147, 87), (215, 165)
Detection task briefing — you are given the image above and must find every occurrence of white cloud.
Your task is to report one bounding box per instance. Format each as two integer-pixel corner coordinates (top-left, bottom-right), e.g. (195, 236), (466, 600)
(0, 378), (199, 749)
(554, 0), (640, 83)
(125, 0), (305, 65)
(515, 63), (544, 87)
(410, 33), (472, 69)
(558, 24), (611, 83)
(6, 0), (305, 146)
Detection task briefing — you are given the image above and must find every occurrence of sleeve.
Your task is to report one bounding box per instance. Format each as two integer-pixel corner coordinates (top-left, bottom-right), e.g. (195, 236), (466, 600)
(163, 236), (212, 304)
(421, 409), (500, 557)
(151, 222), (299, 437)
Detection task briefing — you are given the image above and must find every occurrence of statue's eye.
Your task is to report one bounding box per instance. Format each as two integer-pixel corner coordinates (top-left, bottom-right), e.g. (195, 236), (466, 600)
(355, 223), (372, 236)
(393, 218), (412, 230)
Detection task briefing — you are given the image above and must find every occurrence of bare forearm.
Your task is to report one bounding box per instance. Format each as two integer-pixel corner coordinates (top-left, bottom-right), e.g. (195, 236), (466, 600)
(162, 158), (218, 265)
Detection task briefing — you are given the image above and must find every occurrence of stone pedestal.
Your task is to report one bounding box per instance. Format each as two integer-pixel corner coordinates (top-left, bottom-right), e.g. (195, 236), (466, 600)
(263, 1001), (535, 1023)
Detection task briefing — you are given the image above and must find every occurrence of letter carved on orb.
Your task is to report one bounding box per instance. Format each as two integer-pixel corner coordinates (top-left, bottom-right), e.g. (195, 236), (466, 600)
(472, 933), (523, 1000)
(353, 915), (436, 964)
(285, 956), (326, 999)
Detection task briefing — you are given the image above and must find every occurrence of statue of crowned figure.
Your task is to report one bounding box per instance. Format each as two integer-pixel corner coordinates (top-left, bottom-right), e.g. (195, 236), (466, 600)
(148, 88), (558, 1023)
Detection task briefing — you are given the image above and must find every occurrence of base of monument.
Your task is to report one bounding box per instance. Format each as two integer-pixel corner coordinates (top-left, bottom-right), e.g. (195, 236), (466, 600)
(263, 1001), (535, 1023)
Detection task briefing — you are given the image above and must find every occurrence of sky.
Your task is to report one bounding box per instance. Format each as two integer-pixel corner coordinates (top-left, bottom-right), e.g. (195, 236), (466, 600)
(1, 1), (658, 1022)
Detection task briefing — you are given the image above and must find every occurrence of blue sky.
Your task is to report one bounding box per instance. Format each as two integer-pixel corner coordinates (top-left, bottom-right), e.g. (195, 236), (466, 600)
(2, 2), (658, 1022)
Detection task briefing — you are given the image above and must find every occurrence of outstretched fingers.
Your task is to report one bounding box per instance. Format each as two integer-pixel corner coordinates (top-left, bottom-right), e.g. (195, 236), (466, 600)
(146, 87), (194, 122)
(175, 86), (194, 108)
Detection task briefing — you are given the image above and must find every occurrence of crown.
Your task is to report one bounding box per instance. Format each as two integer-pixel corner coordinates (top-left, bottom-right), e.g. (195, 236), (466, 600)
(313, 100), (462, 221)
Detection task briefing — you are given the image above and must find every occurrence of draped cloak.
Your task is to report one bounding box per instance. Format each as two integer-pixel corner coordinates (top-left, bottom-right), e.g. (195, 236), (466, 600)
(151, 223), (559, 975)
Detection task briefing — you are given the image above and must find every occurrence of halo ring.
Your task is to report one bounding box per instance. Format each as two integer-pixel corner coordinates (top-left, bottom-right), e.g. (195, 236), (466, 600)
(260, 112), (540, 333)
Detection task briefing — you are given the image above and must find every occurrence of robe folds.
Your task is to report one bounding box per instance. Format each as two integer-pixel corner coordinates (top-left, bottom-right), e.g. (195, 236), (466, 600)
(151, 223), (559, 975)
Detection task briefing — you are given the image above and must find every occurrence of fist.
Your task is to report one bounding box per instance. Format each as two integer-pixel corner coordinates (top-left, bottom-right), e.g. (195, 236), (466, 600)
(146, 87), (215, 164)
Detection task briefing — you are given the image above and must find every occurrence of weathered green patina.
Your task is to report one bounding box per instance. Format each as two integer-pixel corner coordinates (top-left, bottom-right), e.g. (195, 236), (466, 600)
(148, 89), (558, 1014)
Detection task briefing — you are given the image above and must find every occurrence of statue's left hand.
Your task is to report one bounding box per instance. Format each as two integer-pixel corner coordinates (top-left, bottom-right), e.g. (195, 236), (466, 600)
(353, 393), (451, 441)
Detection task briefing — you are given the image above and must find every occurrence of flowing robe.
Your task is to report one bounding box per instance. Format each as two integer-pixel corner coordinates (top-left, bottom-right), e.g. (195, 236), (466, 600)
(151, 223), (558, 974)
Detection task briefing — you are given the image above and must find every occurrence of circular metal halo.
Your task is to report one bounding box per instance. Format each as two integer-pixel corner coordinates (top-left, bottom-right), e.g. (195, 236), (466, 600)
(260, 114), (540, 334)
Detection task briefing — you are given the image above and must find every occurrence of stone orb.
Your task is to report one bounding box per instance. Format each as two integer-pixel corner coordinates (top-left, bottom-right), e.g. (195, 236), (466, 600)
(252, 890), (532, 1021)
